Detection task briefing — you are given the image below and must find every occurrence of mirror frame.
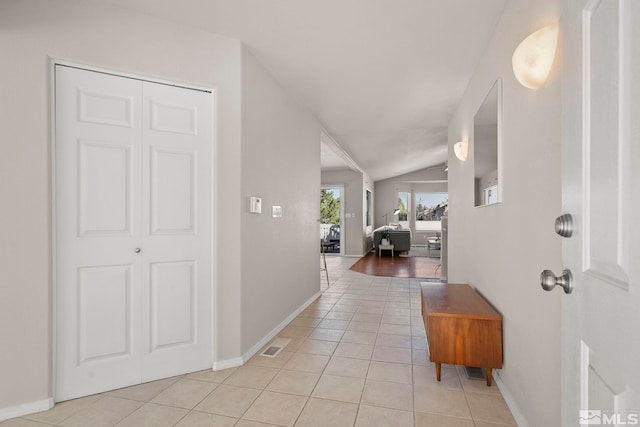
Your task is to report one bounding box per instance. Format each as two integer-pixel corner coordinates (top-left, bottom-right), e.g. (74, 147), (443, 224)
(473, 78), (503, 207)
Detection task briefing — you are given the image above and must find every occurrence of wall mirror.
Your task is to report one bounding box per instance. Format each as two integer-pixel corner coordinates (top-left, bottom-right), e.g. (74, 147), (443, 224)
(474, 78), (502, 207)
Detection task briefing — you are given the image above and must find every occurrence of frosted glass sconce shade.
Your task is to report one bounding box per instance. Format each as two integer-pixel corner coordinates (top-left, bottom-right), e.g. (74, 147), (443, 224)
(512, 23), (559, 89)
(453, 141), (468, 161)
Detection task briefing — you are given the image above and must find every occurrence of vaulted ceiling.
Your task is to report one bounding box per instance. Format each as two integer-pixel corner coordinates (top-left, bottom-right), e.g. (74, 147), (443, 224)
(98, 0), (507, 181)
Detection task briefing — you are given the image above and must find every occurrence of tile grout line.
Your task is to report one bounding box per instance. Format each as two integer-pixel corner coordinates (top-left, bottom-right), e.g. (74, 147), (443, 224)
(31, 263), (511, 427)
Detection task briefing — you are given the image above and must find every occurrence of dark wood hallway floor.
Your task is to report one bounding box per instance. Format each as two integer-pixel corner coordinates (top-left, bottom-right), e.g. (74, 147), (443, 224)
(349, 252), (442, 279)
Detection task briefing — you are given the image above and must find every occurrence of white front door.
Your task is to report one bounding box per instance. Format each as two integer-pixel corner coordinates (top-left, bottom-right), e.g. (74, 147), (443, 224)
(561, 1), (640, 425)
(55, 65), (213, 401)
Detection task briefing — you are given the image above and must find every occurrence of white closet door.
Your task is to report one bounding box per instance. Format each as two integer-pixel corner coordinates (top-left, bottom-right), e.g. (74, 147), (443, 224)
(55, 65), (212, 401)
(140, 81), (212, 381)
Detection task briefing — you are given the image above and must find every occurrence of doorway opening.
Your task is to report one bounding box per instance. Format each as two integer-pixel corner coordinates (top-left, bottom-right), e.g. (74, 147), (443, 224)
(320, 186), (343, 255)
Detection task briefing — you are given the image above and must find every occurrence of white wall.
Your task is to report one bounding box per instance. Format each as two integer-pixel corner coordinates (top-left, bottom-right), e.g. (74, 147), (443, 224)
(0, 0), (319, 415)
(240, 47), (321, 352)
(321, 169), (365, 256)
(0, 0), (242, 411)
(363, 173), (374, 253)
(447, 0), (562, 425)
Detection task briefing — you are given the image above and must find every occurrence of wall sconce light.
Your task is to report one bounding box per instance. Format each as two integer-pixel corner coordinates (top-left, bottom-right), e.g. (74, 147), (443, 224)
(512, 23), (559, 89)
(453, 140), (468, 161)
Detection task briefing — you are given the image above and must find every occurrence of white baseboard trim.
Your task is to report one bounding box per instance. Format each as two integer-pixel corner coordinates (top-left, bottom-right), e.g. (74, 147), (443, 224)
(240, 290), (322, 364)
(493, 370), (529, 427)
(6, 293), (324, 418)
(212, 357), (243, 371)
(0, 398), (54, 422)
(210, 290), (322, 371)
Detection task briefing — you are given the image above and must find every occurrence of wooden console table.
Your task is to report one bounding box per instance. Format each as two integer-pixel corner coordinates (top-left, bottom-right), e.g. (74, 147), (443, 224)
(421, 283), (502, 386)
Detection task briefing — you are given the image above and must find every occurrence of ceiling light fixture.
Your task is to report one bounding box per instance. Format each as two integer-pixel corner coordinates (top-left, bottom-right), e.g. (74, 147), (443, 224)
(512, 23), (559, 89)
(453, 141), (468, 161)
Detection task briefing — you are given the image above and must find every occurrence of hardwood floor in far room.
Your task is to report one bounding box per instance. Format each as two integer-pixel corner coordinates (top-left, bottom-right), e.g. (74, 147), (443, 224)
(350, 252), (442, 279)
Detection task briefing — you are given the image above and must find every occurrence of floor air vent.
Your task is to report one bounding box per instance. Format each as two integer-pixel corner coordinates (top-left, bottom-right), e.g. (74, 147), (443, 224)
(260, 338), (290, 358)
(464, 366), (486, 380)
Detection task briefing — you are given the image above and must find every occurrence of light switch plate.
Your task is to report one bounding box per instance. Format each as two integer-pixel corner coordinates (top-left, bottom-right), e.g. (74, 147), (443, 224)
(249, 196), (262, 214)
(272, 205), (282, 218)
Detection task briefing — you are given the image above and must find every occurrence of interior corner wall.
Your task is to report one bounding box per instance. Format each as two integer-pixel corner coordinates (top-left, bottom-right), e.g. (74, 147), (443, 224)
(0, 0), (243, 412)
(373, 166), (447, 229)
(446, 0), (562, 425)
(362, 172), (375, 253)
(240, 47), (321, 354)
(321, 169), (366, 257)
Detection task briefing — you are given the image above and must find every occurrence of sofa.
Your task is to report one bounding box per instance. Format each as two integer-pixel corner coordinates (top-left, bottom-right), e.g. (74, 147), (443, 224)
(372, 226), (412, 252)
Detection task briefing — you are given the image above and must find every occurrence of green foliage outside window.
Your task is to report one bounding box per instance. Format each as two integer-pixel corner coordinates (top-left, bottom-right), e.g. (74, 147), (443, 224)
(397, 195), (408, 221)
(320, 189), (340, 224)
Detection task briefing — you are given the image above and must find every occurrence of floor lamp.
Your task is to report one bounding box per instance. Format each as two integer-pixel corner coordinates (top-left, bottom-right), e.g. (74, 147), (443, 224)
(383, 209), (400, 226)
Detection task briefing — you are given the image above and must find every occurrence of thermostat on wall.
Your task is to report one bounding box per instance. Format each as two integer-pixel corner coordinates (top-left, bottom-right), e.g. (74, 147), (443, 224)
(249, 196), (262, 214)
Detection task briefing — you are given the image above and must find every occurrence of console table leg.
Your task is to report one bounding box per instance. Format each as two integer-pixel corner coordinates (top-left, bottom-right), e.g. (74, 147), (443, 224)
(435, 363), (441, 381)
(486, 368), (492, 386)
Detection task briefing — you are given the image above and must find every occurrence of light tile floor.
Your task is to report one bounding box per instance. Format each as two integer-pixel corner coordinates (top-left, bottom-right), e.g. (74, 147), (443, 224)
(2, 256), (516, 427)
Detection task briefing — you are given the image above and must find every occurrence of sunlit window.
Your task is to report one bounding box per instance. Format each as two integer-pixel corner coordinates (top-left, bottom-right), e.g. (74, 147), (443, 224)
(484, 185), (498, 205)
(397, 192), (410, 228)
(415, 193), (448, 231)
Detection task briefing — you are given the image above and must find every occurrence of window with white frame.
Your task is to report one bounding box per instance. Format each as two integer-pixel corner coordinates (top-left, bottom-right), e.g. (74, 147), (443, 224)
(484, 185), (498, 205)
(415, 192), (448, 231)
(397, 192), (410, 228)
(365, 189), (372, 228)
